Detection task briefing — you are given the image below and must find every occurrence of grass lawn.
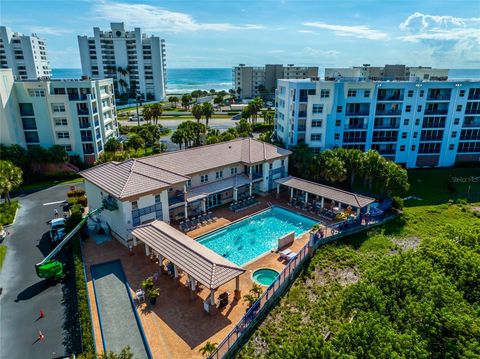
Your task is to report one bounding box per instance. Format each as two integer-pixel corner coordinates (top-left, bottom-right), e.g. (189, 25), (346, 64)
(18, 176), (83, 192)
(0, 245), (6, 271)
(239, 166), (480, 358)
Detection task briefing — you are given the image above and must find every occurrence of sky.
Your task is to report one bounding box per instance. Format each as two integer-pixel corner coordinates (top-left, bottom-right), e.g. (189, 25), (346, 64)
(1, 0), (479, 69)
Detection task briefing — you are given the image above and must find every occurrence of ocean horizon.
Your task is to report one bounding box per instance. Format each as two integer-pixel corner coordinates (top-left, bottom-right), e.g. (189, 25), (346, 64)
(52, 67), (480, 94)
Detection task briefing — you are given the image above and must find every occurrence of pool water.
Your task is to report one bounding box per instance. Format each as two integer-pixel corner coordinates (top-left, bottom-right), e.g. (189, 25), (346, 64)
(197, 206), (317, 266)
(252, 268), (279, 286)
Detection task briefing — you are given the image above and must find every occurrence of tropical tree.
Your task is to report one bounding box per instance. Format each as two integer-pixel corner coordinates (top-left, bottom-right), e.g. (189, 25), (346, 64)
(202, 102), (214, 127)
(125, 134), (145, 154)
(0, 160), (23, 203)
(168, 96), (179, 108)
(362, 150), (386, 192)
(143, 104), (152, 124)
(47, 145), (68, 163)
(335, 148), (364, 188)
(181, 94), (192, 110)
(104, 138), (123, 153)
(236, 119), (252, 137)
(290, 143), (314, 179)
(248, 97), (264, 123)
(213, 95), (223, 107)
(382, 160), (410, 196)
(191, 104), (203, 123)
(316, 150), (347, 184)
(138, 128), (154, 152)
(241, 107), (250, 122)
(98, 346), (133, 359)
(171, 130), (186, 149)
(151, 103), (163, 125)
(199, 341), (217, 358)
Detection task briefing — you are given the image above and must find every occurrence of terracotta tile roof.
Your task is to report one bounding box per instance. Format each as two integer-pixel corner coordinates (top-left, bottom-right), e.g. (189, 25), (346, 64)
(132, 220), (245, 289)
(275, 176), (375, 208)
(80, 139), (290, 199)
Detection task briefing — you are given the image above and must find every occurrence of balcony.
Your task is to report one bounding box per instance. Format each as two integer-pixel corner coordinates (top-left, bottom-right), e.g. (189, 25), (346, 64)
(425, 109), (448, 115)
(376, 109), (401, 116)
(420, 136), (444, 141)
(468, 93), (480, 100)
(252, 172), (263, 180)
(77, 108), (89, 115)
(466, 108), (480, 114)
(96, 133), (101, 140)
(460, 134), (480, 140)
(81, 136), (93, 142)
(427, 94), (451, 101)
(169, 193), (185, 207)
(345, 123), (368, 130)
(92, 107), (98, 114)
(372, 136), (398, 142)
(422, 122), (446, 128)
(298, 111), (307, 118)
(94, 120), (100, 127)
(68, 93), (89, 101)
(79, 122), (91, 129)
(374, 122), (400, 129)
(377, 95), (403, 101)
(463, 120), (480, 128)
(343, 137), (367, 143)
(376, 149), (396, 155)
(299, 96), (308, 102)
(346, 110), (369, 116)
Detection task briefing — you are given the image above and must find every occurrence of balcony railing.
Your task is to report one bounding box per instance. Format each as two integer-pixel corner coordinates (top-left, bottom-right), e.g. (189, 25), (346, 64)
(425, 109), (448, 115)
(68, 93), (89, 101)
(375, 109), (401, 116)
(375, 149), (396, 155)
(94, 120), (100, 127)
(465, 109), (480, 114)
(343, 137), (367, 143)
(299, 96), (308, 102)
(460, 135), (480, 140)
(418, 148), (441, 154)
(169, 193), (185, 206)
(427, 94), (451, 101)
(377, 95), (403, 101)
(422, 122), (446, 128)
(468, 93), (480, 100)
(79, 122), (91, 129)
(372, 136), (398, 142)
(463, 121), (480, 128)
(420, 136), (444, 141)
(81, 136), (93, 142)
(374, 122), (400, 129)
(252, 172), (263, 180)
(77, 108), (89, 115)
(96, 133), (101, 140)
(344, 123), (368, 130)
(346, 110), (369, 116)
(298, 111), (307, 118)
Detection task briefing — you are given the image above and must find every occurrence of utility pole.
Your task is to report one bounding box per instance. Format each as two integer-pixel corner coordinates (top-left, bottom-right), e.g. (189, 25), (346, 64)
(135, 92), (140, 127)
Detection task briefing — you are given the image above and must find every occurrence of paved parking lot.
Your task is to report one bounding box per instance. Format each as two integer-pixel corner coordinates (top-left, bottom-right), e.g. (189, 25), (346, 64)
(0, 183), (83, 359)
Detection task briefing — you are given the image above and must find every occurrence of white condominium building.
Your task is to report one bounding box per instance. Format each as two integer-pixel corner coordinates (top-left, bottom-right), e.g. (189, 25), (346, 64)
(233, 64), (318, 100)
(78, 22), (167, 101)
(0, 26), (51, 80)
(325, 64), (448, 82)
(275, 77), (480, 168)
(0, 69), (118, 163)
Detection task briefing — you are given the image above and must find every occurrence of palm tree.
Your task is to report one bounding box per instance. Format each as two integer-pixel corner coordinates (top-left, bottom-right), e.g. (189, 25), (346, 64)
(290, 143), (314, 179)
(202, 102), (214, 127)
(335, 148), (364, 188)
(0, 160), (23, 203)
(181, 94), (192, 110)
(198, 341), (217, 358)
(171, 129), (185, 149)
(191, 104), (203, 123)
(151, 103), (163, 125)
(168, 96), (179, 108)
(143, 105), (153, 124)
(362, 150), (386, 192)
(320, 153), (347, 184)
(382, 160), (410, 196)
(248, 97), (264, 123)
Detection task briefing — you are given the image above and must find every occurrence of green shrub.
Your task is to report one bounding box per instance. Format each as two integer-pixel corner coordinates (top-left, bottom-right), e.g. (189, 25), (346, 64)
(76, 196), (88, 207)
(0, 201), (20, 225)
(67, 189), (86, 198)
(392, 196), (404, 210)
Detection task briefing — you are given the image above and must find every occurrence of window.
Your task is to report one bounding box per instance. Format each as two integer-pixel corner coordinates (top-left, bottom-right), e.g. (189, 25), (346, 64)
(400, 145), (405, 151)
(454, 118), (460, 125)
(336, 106), (343, 113)
(19, 103), (34, 116)
(201, 175), (209, 183)
(364, 90), (370, 97)
(281, 159), (285, 166)
(408, 90), (414, 97)
(334, 133), (340, 140)
(51, 103), (66, 112)
(22, 117), (37, 130)
(63, 145), (72, 152)
(411, 145), (416, 151)
(312, 104), (323, 114)
(215, 171), (223, 179)
(269, 163), (273, 170)
(132, 201), (138, 210)
(456, 105), (462, 111)
(347, 90), (356, 97)
(459, 90), (465, 97)
(419, 90), (424, 97)
(415, 118), (420, 126)
(417, 105), (422, 112)
(24, 131), (39, 143)
(335, 120), (341, 126)
(406, 105), (411, 112)
(320, 89), (330, 98)
(404, 119), (409, 126)
(187, 179), (192, 187)
(28, 89), (45, 97)
(230, 167), (238, 175)
(413, 132), (418, 139)
(452, 131), (457, 138)
(310, 134), (322, 141)
(401, 132), (407, 139)
(54, 118), (68, 126)
(56, 131), (70, 139)
(449, 144), (454, 150)
(312, 120), (322, 127)
(155, 194), (161, 203)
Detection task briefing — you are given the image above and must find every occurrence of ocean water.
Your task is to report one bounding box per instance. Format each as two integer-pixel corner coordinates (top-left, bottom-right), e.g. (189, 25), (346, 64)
(51, 68), (480, 94)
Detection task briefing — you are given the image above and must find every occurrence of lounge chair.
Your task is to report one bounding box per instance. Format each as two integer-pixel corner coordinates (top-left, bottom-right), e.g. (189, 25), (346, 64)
(135, 289), (145, 303)
(286, 252), (297, 261)
(279, 248), (292, 259)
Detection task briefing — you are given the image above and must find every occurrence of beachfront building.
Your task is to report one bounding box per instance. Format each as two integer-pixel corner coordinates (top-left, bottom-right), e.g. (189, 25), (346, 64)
(80, 138), (291, 244)
(0, 26), (51, 80)
(274, 75), (480, 168)
(78, 22), (167, 101)
(233, 64), (318, 100)
(0, 68), (118, 163)
(325, 64), (448, 82)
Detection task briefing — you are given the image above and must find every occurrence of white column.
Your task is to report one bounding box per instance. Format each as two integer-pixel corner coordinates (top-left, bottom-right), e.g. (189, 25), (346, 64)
(320, 197), (325, 208)
(160, 190), (170, 223)
(356, 208), (360, 217)
(366, 204), (371, 214)
(248, 166), (252, 180)
(233, 187), (238, 201)
(236, 276), (240, 291)
(184, 202), (188, 219)
(133, 236), (137, 246)
(290, 187), (294, 199)
(249, 183), (252, 196)
(276, 183), (280, 195)
(145, 244), (150, 256)
(173, 264), (179, 279)
(305, 192), (308, 203)
(201, 198), (207, 213)
(210, 289), (215, 305)
(338, 202), (342, 209)
(188, 275), (196, 291)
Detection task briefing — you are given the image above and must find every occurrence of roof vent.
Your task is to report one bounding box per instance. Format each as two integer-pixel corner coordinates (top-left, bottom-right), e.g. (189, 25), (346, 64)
(228, 145), (232, 149)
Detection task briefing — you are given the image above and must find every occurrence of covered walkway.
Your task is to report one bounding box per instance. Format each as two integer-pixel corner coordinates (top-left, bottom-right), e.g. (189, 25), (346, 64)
(131, 220), (245, 313)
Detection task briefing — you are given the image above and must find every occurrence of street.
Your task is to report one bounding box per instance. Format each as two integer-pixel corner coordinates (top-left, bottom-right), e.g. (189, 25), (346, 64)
(0, 183), (83, 358)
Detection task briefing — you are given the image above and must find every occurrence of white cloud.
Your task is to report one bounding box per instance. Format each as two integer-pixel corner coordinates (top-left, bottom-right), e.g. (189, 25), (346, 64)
(298, 30), (315, 34)
(90, 1), (264, 33)
(29, 26), (72, 36)
(303, 22), (388, 40)
(301, 47), (340, 57)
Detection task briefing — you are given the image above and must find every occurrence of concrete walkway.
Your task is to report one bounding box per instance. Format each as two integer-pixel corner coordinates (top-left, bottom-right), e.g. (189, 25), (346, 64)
(91, 261), (150, 358)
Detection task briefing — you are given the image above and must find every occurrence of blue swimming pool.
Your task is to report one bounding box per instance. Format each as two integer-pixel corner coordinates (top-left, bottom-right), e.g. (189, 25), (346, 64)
(197, 206), (318, 266)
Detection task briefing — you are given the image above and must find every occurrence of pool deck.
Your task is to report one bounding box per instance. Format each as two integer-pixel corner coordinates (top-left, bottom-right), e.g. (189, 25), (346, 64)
(83, 194), (333, 358)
